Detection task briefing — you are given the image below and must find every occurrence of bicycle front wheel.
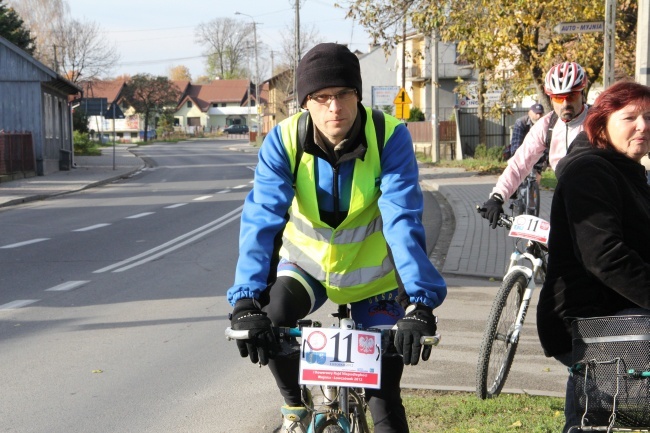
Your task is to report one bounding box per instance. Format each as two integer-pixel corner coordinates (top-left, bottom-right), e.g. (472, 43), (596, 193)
(476, 271), (528, 399)
(348, 389), (370, 433)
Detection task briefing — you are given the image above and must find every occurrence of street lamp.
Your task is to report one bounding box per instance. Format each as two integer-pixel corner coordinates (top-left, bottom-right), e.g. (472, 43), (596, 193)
(235, 11), (260, 137)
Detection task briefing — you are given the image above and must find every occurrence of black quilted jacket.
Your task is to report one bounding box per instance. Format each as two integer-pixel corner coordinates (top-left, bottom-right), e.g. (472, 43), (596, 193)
(537, 131), (650, 357)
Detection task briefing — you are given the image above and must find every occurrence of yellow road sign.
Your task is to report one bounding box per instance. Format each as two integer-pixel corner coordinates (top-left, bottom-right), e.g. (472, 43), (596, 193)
(395, 103), (410, 120)
(393, 88), (412, 104)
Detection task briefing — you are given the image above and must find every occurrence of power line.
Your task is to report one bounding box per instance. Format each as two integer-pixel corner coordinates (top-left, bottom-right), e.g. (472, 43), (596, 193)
(116, 54), (208, 67)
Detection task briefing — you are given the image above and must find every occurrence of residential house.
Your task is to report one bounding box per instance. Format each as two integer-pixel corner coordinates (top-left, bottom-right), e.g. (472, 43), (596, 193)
(261, 69), (294, 133)
(397, 33), (477, 122)
(80, 79), (144, 143)
(0, 36), (81, 176)
(358, 45), (399, 110)
(174, 79), (259, 133)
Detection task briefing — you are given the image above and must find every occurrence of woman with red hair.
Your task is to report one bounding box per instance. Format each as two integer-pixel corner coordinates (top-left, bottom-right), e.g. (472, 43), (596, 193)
(537, 79), (650, 432)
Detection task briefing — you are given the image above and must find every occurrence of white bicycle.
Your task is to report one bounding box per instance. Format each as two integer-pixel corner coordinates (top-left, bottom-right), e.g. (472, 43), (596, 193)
(475, 210), (550, 399)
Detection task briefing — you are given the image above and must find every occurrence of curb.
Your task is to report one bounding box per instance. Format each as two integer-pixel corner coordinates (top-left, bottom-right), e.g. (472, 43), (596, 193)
(0, 164), (145, 208)
(402, 383), (564, 398)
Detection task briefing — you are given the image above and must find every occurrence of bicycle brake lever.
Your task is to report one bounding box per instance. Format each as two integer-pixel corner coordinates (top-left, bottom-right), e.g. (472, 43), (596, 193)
(224, 327), (250, 340)
(420, 334), (441, 346)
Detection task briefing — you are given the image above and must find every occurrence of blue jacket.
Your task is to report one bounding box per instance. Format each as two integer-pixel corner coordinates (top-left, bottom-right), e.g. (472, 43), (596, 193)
(227, 108), (446, 309)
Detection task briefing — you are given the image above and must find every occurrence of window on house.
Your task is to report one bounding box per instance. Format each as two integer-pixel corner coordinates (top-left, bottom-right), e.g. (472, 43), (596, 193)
(222, 103), (226, 107)
(187, 101), (192, 108)
(212, 103), (218, 107)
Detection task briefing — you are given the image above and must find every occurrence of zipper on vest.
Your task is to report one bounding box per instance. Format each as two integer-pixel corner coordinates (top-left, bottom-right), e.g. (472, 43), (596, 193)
(564, 121), (569, 152)
(332, 165), (340, 222)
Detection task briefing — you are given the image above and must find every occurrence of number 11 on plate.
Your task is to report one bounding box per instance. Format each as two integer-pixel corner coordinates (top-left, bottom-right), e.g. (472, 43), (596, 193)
(299, 327), (382, 389)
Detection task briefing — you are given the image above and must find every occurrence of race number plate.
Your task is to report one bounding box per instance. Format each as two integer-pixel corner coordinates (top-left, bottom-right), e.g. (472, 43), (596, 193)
(299, 327), (382, 389)
(509, 214), (550, 244)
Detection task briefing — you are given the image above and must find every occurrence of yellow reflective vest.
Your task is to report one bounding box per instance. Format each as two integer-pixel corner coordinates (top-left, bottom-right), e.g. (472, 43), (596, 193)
(278, 108), (401, 304)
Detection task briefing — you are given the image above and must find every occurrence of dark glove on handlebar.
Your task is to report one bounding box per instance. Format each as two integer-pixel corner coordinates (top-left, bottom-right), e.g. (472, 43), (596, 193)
(230, 298), (278, 366)
(394, 304), (437, 366)
(479, 193), (504, 229)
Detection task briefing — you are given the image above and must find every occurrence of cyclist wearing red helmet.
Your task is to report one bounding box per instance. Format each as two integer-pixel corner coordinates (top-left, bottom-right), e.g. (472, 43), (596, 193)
(480, 61), (589, 227)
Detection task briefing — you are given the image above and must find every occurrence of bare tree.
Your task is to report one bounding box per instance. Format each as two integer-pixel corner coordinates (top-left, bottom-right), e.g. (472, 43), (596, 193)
(6, 0), (67, 68)
(8, 0), (118, 81)
(195, 17), (254, 80)
(270, 23), (322, 107)
(57, 18), (119, 83)
(278, 22), (322, 71)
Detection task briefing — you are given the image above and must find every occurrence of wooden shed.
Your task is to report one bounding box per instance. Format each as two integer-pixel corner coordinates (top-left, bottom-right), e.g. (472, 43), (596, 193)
(0, 36), (81, 176)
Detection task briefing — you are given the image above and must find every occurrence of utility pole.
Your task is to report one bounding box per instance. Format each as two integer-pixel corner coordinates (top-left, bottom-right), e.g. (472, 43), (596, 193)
(294, 0), (301, 110)
(603, 0), (616, 88)
(235, 12), (261, 138)
(430, 30), (439, 163)
(401, 18), (406, 91)
(636, 0), (650, 85)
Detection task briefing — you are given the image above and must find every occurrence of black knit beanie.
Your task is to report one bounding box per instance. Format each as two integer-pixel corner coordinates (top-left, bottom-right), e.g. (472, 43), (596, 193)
(297, 43), (362, 107)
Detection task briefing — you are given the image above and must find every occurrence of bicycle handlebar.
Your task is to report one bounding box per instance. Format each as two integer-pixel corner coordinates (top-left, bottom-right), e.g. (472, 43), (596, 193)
(475, 205), (513, 229)
(224, 326), (441, 347)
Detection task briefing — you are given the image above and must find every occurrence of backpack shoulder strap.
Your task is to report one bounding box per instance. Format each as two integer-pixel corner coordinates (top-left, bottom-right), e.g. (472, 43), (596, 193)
(545, 112), (559, 148)
(294, 111), (310, 184)
(371, 108), (385, 158)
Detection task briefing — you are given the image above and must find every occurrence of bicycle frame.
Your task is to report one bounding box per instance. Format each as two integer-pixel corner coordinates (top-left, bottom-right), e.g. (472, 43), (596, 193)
(511, 170), (540, 217)
(503, 249), (545, 344)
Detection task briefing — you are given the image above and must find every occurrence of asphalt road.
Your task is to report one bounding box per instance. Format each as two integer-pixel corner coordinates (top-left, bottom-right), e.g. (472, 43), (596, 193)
(0, 140), (284, 432)
(0, 139), (565, 433)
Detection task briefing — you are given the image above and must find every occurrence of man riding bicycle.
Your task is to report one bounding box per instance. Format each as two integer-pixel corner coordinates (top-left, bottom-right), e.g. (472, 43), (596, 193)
(227, 43), (446, 433)
(480, 62), (589, 227)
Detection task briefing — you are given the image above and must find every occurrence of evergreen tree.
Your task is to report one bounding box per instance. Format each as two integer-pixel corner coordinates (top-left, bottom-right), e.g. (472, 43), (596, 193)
(0, 0), (35, 54)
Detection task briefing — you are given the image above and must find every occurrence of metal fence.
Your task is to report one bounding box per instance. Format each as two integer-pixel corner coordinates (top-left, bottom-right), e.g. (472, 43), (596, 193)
(406, 120), (456, 143)
(456, 107), (529, 158)
(0, 132), (35, 175)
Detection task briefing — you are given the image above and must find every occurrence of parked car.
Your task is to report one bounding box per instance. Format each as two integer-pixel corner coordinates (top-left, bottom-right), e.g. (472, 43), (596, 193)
(223, 124), (249, 134)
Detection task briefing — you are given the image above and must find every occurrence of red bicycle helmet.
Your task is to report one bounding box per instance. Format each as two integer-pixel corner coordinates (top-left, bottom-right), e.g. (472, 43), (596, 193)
(544, 62), (588, 95)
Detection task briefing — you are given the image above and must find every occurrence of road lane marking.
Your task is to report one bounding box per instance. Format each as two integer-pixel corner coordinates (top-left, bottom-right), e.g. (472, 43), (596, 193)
(193, 196), (212, 201)
(0, 238), (49, 249)
(0, 300), (39, 310)
(126, 212), (155, 219)
(233, 185), (247, 189)
(217, 190), (230, 194)
(165, 203), (187, 209)
(73, 223), (111, 232)
(110, 211), (242, 273)
(93, 204), (244, 274)
(45, 281), (90, 292)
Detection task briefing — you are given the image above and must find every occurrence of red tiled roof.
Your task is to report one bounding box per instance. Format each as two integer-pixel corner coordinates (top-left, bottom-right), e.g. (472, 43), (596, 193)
(177, 79), (250, 112)
(172, 80), (191, 102)
(81, 79), (126, 103)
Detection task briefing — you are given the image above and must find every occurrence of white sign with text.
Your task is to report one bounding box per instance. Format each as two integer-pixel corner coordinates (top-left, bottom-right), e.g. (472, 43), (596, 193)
(299, 327), (382, 389)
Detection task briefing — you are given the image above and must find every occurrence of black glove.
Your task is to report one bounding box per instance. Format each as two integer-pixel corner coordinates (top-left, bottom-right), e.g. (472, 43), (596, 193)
(394, 303), (438, 366)
(229, 298), (278, 366)
(479, 193), (504, 229)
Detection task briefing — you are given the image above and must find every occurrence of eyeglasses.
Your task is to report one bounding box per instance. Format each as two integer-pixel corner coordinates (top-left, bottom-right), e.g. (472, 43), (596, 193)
(550, 91), (582, 104)
(308, 88), (357, 105)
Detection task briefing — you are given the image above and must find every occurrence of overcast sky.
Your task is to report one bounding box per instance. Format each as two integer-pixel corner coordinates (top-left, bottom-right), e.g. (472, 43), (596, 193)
(64, 0), (373, 80)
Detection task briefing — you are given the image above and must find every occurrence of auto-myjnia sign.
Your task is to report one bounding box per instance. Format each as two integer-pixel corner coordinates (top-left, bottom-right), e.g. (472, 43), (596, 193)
(554, 21), (604, 34)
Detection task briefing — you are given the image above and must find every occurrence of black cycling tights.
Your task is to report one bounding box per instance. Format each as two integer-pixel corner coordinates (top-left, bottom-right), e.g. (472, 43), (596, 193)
(262, 275), (410, 433)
